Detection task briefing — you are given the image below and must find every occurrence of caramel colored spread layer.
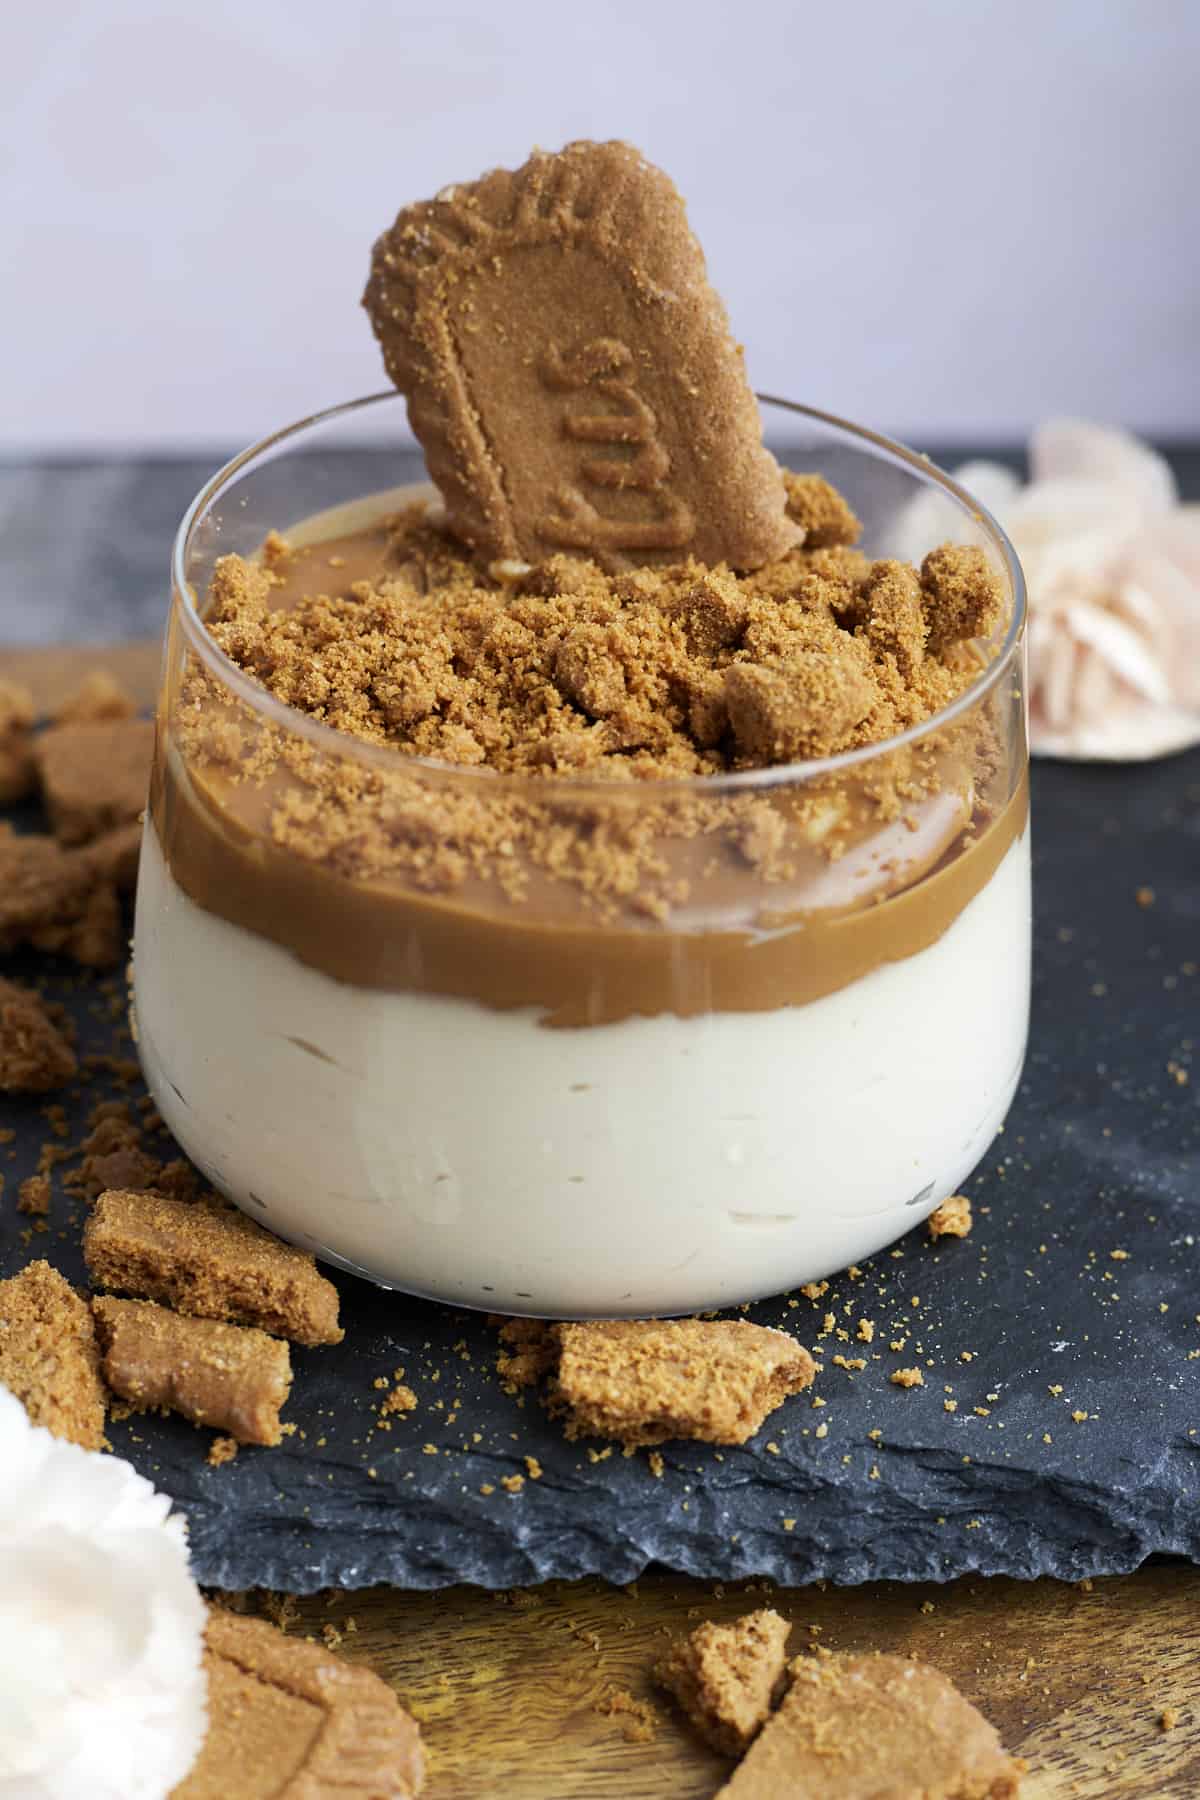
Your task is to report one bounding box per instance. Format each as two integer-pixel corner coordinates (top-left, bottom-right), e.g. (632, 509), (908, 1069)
(157, 492), (1025, 1024)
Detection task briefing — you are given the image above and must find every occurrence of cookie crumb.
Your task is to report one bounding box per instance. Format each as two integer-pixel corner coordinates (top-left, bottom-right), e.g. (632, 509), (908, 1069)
(891, 1367), (925, 1389)
(17, 1174), (52, 1216)
(928, 1195), (972, 1240)
(783, 471), (862, 550)
(656, 1608), (791, 1756)
(381, 1383), (418, 1416)
(594, 1684), (660, 1744)
(0, 977), (78, 1093)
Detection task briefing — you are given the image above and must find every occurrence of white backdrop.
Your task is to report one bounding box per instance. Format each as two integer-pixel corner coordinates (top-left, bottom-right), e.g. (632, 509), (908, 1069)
(6, 0), (1197, 452)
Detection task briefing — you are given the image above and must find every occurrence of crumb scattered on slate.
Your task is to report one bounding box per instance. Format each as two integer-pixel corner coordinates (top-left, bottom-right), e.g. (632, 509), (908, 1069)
(0, 976), (77, 1093)
(891, 1368), (925, 1389)
(928, 1195), (973, 1240)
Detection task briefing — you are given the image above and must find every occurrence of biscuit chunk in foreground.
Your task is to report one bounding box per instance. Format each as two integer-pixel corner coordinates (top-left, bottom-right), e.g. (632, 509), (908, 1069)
(85, 1188), (343, 1346)
(714, 1653), (1021, 1799)
(364, 139), (796, 573)
(656, 1608), (791, 1756)
(174, 1608), (425, 1798)
(0, 1260), (106, 1450)
(553, 1318), (815, 1448)
(94, 1296), (292, 1447)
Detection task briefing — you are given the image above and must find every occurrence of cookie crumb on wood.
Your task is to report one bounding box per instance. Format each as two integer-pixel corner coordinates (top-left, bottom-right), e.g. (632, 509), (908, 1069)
(928, 1194), (973, 1240)
(0, 1259), (106, 1449)
(94, 1295), (292, 1447)
(713, 1652), (1020, 1798)
(594, 1684), (660, 1744)
(656, 1608), (791, 1756)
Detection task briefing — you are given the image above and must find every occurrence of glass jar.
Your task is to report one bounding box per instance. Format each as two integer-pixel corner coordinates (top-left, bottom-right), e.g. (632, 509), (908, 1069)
(134, 394), (1029, 1317)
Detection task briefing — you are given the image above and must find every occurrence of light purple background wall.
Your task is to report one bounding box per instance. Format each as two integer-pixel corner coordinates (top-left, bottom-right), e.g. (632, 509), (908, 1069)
(7, 0), (1197, 451)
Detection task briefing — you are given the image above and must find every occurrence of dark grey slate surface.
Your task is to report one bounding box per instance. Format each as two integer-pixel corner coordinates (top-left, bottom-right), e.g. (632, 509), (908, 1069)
(2, 743), (1198, 1592)
(1, 446), (1197, 1593)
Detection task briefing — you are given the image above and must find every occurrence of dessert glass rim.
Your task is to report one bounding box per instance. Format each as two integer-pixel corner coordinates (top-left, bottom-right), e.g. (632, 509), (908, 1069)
(170, 389), (1028, 799)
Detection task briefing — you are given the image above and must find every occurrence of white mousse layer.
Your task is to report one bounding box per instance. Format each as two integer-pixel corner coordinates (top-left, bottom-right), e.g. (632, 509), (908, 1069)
(134, 821), (1030, 1316)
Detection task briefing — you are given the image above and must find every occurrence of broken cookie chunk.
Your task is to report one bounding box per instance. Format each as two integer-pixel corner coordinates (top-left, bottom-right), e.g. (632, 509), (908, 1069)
(724, 651), (876, 763)
(176, 1608), (425, 1798)
(0, 976), (78, 1093)
(94, 1296), (292, 1446)
(921, 545), (1006, 654)
(551, 1318), (815, 1449)
(0, 1260), (106, 1450)
(783, 471), (862, 550)
(656, 1608), (791, 1756)
(33, 717), (154, 846)
(0, 826), (129, 967)
(714, 1652), (1021, 1798)
(84, 1188), (343, 1346)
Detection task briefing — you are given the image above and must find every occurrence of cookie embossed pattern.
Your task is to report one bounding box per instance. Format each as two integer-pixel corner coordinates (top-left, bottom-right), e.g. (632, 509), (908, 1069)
(362, 140), (796, 570)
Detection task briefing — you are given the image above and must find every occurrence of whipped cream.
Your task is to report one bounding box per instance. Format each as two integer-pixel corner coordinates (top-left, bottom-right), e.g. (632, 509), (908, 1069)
(0, 1386), (207, 1800)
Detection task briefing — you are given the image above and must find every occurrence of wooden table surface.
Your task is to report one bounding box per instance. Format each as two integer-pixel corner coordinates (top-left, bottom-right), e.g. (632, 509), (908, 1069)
(6, 640), (1197, 1797)
(285, 1565), (1198, 1798)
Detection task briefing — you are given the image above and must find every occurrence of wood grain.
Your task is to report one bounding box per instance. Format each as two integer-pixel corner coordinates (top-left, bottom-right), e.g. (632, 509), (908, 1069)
(287, 1564), (1198, 1798)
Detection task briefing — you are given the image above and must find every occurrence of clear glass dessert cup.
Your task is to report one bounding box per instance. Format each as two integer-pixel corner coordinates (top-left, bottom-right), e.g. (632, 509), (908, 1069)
(134, 393), (1030, 1318)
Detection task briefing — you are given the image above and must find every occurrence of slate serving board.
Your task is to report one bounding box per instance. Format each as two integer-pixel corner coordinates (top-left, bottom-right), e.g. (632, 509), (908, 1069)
(2, 747), (1197, 1594)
